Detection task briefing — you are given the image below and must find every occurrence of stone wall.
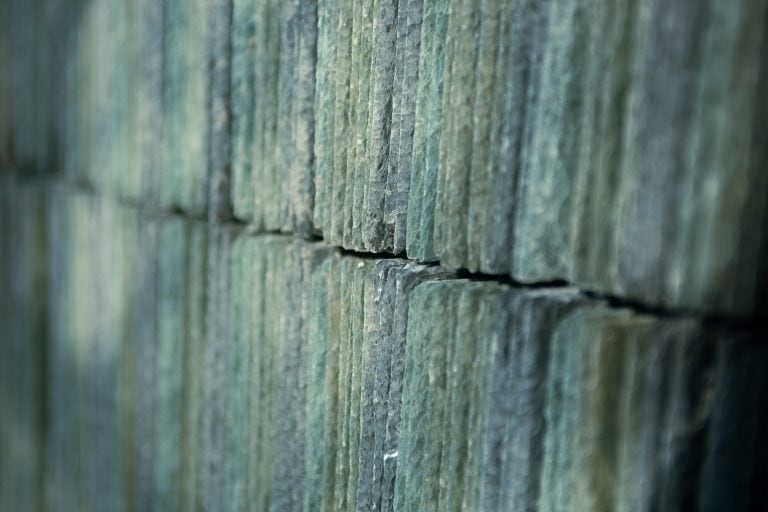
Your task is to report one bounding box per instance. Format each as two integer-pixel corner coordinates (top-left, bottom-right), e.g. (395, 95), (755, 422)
(1, 0), (767, 511)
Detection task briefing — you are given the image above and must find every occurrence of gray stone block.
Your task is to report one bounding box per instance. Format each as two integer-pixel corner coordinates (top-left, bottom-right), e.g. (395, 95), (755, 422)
(362, 0), (399, 253)
(135, 0), (165, 202)
(388, 0), (424, 255)
(0, 178), (48, 512)
(162, 0), (209, 214)
(345, 0), (373, 250)
(250, 0), (284, 229)
(405, 0), (449, 261)
(313, 0), (338, 236)
(154, 217), (186, 512)
(231, 0), (256, 220)
(200, 225), (233, 510)
(182, 221), (208, 512)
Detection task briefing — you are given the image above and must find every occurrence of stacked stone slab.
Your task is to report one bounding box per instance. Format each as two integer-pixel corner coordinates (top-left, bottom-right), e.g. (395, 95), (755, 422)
(27, 183), (146, 510)
(311, 0), (426, 253)
(0, 179), (208, 511)
(230, 0), (318, 233)
(0, 0), (231, 212)
(200, 236), (455, 511)
(1, 174), (767, 510)
(404, 0), (768, 318)
(396, 280), (768, 512)
(4, 0), (765, 316)
(0, 175), (48, 512)
(50, 0), (146, 199)
(237, 0), (768, 317)
(0, 0), (73, 174)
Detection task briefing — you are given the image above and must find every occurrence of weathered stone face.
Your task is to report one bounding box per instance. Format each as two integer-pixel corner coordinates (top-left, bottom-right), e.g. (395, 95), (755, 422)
(1, 0), (767, 510)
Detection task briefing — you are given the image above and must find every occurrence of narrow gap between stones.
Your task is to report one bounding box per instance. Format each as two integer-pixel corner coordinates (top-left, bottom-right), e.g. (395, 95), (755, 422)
(8, 169), (764, 333)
